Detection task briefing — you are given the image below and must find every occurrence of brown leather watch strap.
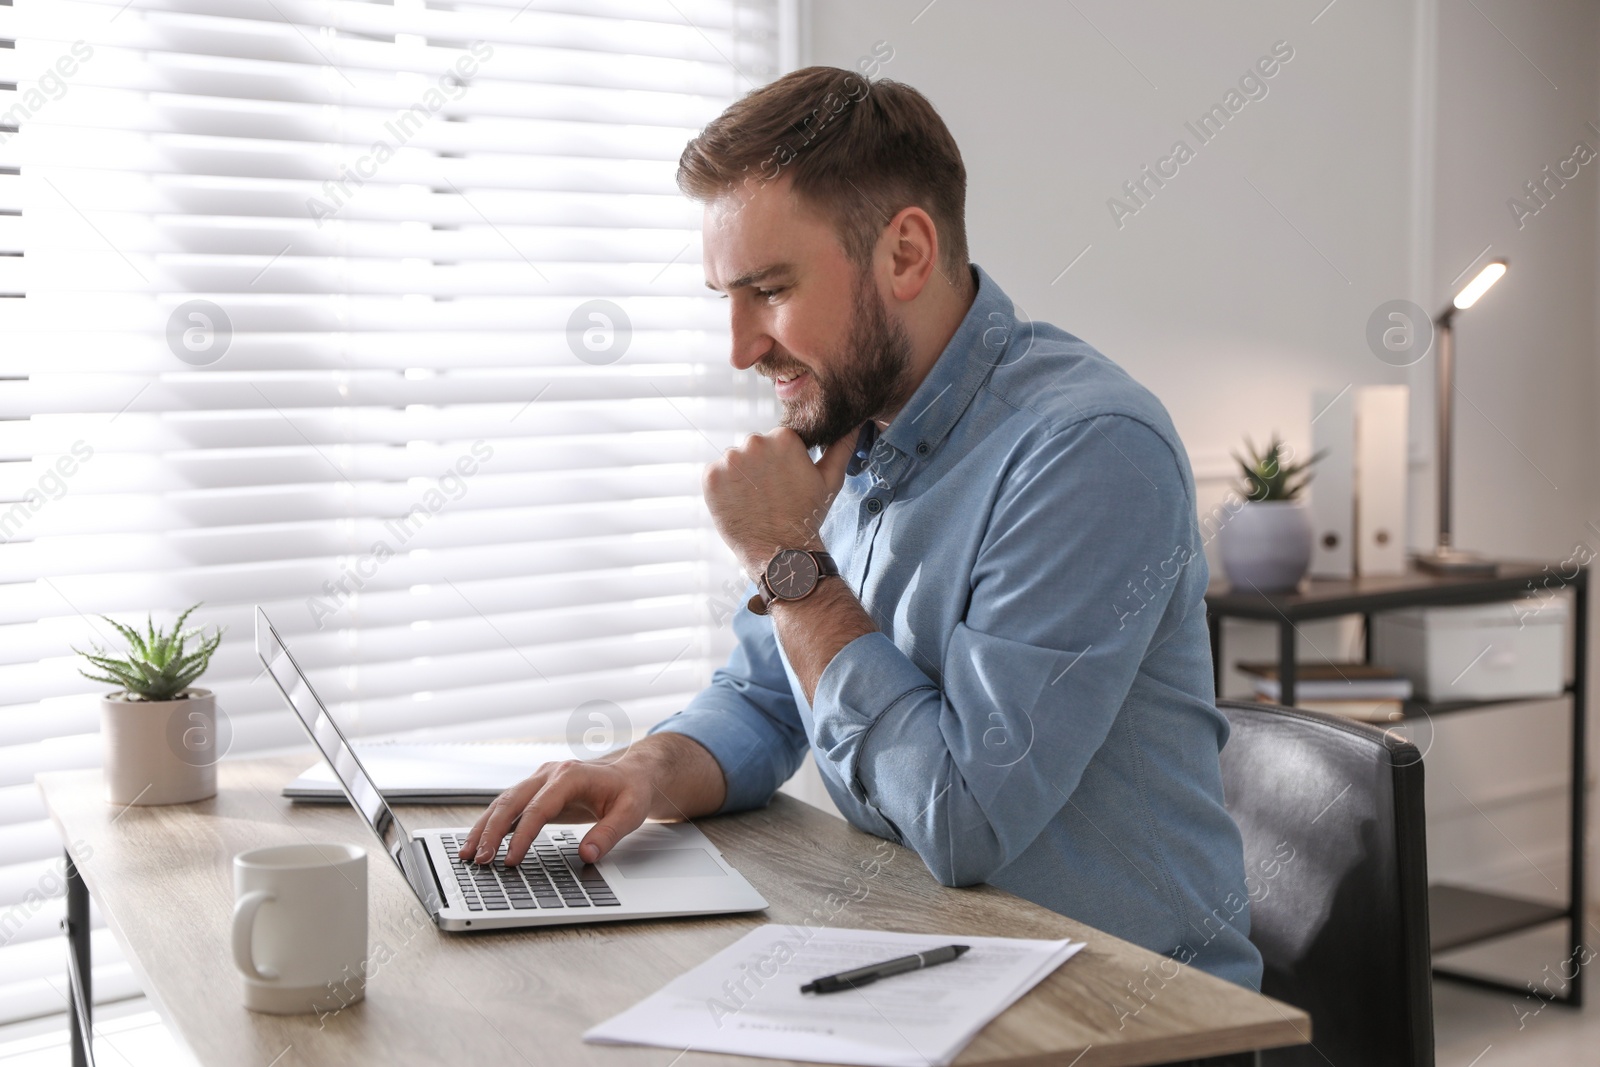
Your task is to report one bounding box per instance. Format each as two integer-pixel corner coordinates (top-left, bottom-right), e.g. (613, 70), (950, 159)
(747, 550), (838, 616)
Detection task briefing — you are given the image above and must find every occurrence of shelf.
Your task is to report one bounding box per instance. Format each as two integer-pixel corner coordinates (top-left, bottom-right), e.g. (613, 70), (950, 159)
(1429, 884), (1569, 953)
(1205, 561), (1571, 622)
(1211, 557), (1588, 1003)
(1233, 668), (1573, 722)
(1405, 686), (1573, 720)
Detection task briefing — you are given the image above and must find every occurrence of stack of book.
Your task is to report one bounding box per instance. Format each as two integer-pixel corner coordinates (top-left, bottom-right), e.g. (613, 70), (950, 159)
(1236, 661), (1414, 723)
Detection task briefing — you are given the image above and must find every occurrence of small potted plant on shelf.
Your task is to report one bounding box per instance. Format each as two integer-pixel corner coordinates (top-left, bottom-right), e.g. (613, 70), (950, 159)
(1219, 435), (1326, 592)
(73, 604), (224, 805)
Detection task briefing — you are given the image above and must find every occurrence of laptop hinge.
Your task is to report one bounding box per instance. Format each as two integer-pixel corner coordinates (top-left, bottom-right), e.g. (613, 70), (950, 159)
(396, 839), (446, 919)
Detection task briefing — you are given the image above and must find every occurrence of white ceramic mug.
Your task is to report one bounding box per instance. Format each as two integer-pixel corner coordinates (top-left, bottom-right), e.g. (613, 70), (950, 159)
(231, 842), (367, 1015)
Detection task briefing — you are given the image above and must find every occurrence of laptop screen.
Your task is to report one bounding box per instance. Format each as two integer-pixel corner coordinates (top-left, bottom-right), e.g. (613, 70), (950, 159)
(255, 606), (443, 916)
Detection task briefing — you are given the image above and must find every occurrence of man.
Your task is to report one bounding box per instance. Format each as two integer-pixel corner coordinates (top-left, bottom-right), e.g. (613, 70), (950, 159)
(461, 66), (1263, 989)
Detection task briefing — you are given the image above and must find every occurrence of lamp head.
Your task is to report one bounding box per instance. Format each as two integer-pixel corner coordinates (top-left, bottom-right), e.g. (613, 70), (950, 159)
(1452, 258), (1508, 311)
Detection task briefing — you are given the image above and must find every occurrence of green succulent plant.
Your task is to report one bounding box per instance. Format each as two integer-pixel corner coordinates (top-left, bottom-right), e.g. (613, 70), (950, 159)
(1234, 434), (1327, 503)
(73, 603), (223, 702)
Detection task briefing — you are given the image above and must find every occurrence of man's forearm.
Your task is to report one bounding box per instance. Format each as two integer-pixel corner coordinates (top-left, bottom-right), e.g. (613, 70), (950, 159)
(769, 577), (877, 704)
(614, 731), (729, 820)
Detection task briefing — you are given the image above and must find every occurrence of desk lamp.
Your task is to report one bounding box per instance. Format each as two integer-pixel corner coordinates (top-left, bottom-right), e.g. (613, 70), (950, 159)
(1416, 257), (1507, 575)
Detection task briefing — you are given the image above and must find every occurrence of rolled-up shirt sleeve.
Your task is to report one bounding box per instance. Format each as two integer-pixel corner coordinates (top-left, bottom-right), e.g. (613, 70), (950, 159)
(648, 585), (810, 814)
(809, 414), (1200, 887)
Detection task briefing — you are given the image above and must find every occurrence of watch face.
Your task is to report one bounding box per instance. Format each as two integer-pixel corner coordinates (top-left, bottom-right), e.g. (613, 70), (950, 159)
(765, 549), (819, 601)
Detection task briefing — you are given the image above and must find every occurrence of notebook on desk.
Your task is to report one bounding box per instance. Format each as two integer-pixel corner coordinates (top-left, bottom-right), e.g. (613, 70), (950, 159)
(282, 740), (591, 803)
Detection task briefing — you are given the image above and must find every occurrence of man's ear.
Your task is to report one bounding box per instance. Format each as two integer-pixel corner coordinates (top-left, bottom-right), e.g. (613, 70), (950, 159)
(882, 205), (939, 304)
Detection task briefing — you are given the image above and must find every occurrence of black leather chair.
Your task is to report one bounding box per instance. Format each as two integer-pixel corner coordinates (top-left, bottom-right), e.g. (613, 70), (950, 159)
(1216, 700), (1434, 1067)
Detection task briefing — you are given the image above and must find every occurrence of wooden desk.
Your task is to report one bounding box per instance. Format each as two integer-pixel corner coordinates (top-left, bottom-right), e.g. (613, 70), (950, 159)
(38, 757), (1309, 1066)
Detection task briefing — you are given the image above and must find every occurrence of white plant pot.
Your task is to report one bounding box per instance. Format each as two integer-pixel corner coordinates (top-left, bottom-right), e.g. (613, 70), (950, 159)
(100, 689), (218, 805)
(1218, 501), (1314, 592)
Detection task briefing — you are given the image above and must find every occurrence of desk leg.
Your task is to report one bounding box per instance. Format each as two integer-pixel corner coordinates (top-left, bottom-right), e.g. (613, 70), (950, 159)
(1569, 577), (1587, 1008)
(64, 849), (94, 1067)
(1278, 623), (1297, 708)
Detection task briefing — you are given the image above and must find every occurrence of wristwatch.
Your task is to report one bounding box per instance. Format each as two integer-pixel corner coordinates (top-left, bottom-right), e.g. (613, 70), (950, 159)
(747, 549), (840, 616)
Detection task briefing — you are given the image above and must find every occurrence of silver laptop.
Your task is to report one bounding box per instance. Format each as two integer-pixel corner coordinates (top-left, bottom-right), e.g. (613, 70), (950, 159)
(255, 607), (768, 931)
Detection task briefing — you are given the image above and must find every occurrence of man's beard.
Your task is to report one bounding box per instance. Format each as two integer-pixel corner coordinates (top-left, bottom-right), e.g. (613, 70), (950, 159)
(760, 273), (915, 450)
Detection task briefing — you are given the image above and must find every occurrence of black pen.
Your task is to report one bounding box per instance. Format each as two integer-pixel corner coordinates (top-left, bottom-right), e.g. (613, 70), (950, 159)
(800, 944), (970, 994)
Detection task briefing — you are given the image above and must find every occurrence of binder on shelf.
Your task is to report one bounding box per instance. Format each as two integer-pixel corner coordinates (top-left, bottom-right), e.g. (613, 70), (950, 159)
(1309, 387), (1355, 579)
(1354, 384), (1409, 577)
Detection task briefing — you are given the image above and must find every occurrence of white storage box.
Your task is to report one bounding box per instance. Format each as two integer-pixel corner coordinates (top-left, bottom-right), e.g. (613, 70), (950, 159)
(1372, 597), (1567, 702)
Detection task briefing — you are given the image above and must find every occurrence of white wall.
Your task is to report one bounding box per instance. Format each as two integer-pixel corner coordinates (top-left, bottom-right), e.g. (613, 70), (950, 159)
(810, 0), (1416, 478)
(1419, 0), (1598, 904)
(800, 0), (1600, 905)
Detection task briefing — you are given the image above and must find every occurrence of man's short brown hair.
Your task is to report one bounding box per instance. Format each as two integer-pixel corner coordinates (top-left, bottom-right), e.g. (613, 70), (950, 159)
(677, 66), (969, 282)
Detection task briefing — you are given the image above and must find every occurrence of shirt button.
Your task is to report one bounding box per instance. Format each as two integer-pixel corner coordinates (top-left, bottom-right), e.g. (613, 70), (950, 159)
(916, 441), (930, 456)
(865, 498), (883, 515)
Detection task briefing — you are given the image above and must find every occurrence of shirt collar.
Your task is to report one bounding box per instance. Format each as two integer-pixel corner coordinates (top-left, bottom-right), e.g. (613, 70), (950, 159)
(846, 263), (1013, 484)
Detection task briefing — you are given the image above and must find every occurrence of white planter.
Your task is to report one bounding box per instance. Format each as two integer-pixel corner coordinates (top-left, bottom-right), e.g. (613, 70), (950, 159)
(1219, 501), (1314, 592)
(101, 689), (218, 805)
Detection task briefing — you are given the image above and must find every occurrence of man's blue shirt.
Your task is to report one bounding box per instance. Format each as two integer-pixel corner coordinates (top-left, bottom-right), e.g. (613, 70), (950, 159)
(653, 265), (1264, 989)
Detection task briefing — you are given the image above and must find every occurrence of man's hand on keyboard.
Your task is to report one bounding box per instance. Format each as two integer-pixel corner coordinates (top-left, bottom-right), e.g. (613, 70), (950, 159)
(458, 732), (726, 867)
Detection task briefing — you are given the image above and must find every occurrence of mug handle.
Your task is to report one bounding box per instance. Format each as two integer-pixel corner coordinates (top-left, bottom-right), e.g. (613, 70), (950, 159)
(231, 890), (279, 981)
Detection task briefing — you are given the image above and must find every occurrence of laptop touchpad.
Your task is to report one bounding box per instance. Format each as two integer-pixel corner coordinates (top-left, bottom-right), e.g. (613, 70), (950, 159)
(613, 847), (725, 879)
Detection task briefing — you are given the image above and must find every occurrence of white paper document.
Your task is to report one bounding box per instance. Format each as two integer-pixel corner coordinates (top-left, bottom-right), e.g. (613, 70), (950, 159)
(584, 924), (1085, 1067)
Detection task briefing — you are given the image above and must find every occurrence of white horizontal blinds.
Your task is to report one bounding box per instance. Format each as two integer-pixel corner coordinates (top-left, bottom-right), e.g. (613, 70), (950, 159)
(0, 0), (783, 1024)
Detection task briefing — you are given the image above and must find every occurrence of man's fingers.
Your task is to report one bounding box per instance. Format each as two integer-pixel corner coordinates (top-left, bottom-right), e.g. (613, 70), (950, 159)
(462, 774), (542, 861)
(464, 796), (514, 861)
(502, 787), (562, 866)
(459, 808), (492, 859)
(578, 791), (650, 864)
(463, 759), (654, 868)
(503, 767), (583, 865)
(478, 795), (527, 862)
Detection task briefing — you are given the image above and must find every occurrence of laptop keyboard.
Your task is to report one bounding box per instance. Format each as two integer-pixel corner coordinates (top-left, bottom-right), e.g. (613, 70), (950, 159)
(442, 829), (620, 912)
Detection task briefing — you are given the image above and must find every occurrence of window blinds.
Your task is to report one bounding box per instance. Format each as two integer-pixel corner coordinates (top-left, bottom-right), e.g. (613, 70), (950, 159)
(0, 0), (785, 1025)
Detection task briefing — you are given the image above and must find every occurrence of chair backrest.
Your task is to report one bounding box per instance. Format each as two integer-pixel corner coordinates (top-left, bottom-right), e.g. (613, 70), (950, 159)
(1216, 700), (1434, 1067)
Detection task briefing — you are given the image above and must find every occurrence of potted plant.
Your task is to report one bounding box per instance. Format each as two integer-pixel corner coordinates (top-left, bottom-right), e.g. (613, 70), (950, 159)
(1219, 435), (1326, 592)
(73, 604), (224, 805)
